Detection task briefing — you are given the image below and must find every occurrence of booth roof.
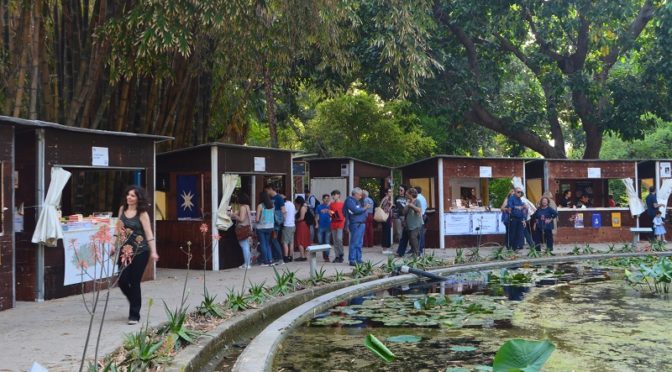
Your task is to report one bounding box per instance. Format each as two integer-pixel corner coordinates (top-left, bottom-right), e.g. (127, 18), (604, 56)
(400, 155), (663, 169)
(299, 156), (392, 170)
(398, 154), (532, 169)
(158, 142), (302, 156)
(0, 115), (173, 142)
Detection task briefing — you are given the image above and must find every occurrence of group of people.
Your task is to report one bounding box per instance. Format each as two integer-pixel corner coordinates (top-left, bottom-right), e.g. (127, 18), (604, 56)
(381, 184), (427, 258)
(501, 188), (558, 252)
(558, 189), (619, 209)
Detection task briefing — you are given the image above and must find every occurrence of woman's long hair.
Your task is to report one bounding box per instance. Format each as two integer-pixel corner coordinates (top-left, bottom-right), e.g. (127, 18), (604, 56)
(237, 192), (251, 206)
(259, 191), (274, 209)
(122, 185), (150, 214)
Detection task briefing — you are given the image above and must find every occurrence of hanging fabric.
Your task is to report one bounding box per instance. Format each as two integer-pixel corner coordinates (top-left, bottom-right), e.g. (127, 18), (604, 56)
(216, 174), (239, 231)
(32, 167), (72, 247)
(657, 179), (672, 218)
(622, 178), (645, 217)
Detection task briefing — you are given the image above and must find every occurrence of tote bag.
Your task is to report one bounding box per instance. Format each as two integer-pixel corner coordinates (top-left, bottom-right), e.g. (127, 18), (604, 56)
(374, 207), (389, 222)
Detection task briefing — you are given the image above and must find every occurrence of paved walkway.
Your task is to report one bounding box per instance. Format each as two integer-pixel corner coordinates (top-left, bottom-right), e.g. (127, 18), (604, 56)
(0, 242), (655, 371)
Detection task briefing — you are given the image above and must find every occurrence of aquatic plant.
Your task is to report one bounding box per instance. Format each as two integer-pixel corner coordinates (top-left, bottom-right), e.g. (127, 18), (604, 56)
(247, 280), (267, 304)
(624, 257), (672, 294)
(454, 248), (465, 264)
(492, 339), (555, 372)
(364, 334), (395, 362)
(413, 295), (450, 310)
(488, 269), (534, 286)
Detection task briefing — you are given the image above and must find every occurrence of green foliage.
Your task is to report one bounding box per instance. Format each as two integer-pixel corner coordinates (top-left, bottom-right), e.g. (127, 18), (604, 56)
(491, 246), (510, 261)
(467, 247), (482, 262)
(651, 240), (667, 252)
(226, 289), (250, 312)
(122, 331), (173, 370)
(381, 256), (399, 273)
(454, 248), (466, 264)
(271, 267), (298, 296)
(352, 261), (375, 279)
(527, 248), (541, 258)
(625, 257), (672, 294)
(247, 281), (268, 304)
(364, 334), (396, 363)
(620, 243), (635, 253)
(334, 270), (346, 282)
(197, 289), (225, 318)
(303, 90), (436, 166)
(489, 179), (513, 209)
(492, 339), (555, 372)
(311, 266), (329, 285)
(488, 269), (534, 286)
(582, 244), (595, 255)
(161, 301), (200, 346)
(413, 295), (450, 311)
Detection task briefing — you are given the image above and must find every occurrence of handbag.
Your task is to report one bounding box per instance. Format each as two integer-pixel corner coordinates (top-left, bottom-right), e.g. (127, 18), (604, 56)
(374, 207), (389, 223)
(235, 224), (252, 240)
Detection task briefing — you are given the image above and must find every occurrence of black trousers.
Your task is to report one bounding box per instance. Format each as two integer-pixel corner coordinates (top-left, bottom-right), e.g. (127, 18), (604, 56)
(118, 251), (150, 321)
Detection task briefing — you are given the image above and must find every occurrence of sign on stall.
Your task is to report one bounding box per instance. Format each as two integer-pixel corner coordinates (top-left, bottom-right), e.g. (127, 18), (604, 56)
(612, 212), (622, 227)
(479, 166), (492, 178)
(254, 157), (266, 172)
(661, 162), (672, 178)
(91, 147), (109, 166)
(443, 211), (505, 235)
(587, 167), (601, 178)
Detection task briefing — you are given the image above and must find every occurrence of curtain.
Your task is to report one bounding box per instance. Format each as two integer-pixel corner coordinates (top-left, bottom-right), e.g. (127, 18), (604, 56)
(622, 178), (645, 217)
(32, 167), (72, 247)
(511, 176), (536, 217)
(216, 174), (239, 231)
(657, 179), (672, 218)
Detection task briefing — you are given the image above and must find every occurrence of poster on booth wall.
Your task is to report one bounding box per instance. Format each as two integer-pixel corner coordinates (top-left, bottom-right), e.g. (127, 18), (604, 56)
(470, 212), (505, 234)
(444, 213), (472, 235)
(661, 162), (672, 178)
(574, 213), (584, 228)
(612, 212), (622, 228)
(591, 213), (602, 228)
(176, 175), (200, 219)
(63, 225), (118, 286)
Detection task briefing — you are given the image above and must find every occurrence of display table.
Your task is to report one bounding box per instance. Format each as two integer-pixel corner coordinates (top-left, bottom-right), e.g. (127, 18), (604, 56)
(62, 223), (117, 286)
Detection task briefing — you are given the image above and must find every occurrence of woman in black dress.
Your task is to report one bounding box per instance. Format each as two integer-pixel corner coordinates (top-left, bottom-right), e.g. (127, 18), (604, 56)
(111, 185), (159, 324)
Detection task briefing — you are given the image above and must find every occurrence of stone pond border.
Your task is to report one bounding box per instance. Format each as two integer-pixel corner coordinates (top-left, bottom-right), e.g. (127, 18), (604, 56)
(231, 251), (672, 372)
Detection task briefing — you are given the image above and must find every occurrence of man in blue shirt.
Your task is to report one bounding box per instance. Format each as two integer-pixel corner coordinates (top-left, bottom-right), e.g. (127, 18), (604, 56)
(315, 194), (332, 261)
(345, 187), (370, 265)
(506, 187), (527, 250)
(415, 186), (428, 254)
(646, 186), (661, 234)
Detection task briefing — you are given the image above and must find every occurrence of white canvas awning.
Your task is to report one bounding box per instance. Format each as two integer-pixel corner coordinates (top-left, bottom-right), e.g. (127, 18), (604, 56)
(215, 174), (239, 231)
(32, 167), (71, 247)
(622, 178), (645, 217)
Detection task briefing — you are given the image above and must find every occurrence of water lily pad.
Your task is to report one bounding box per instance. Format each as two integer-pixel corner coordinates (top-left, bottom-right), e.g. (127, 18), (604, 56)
(445, 368), (469, 372)
(386, 335), (422, 343)
(450, 345), (478, 352)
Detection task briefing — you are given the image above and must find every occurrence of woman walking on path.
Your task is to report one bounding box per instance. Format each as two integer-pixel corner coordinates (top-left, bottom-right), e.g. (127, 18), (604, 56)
(112, 186), (159, 325)
(294, 196), (311, 261)
(230, 193), (253, 269)
(531, 196), (558, 252)
(255, 191), (275, 266)
(380, 188), (393, 248)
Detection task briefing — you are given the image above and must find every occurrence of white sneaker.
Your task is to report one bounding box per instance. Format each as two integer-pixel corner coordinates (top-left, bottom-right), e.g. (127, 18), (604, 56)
(128, 319), (138, 325)
(239, 264), (252, 269)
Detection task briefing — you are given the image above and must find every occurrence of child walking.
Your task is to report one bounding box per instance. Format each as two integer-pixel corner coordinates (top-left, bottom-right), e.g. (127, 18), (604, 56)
(653, 210), (667, 242)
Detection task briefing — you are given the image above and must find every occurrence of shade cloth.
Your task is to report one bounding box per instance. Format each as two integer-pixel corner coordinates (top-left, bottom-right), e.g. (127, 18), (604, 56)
(657, 179), (672, 218)
(511, 177), (536, 218)
(622, 178), (645, 216)
(215, 174), (239, 231)
(32, 167), (71, 247)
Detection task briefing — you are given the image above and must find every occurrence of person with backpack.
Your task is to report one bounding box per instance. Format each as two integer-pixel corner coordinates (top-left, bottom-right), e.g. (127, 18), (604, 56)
(294, 196), (311, 261)
(305, 188), (318, 243)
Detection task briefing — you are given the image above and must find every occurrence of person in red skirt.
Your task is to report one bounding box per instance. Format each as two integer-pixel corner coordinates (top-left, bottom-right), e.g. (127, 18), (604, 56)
(362, 190), (375, 247)
(294, 196), (312, 261)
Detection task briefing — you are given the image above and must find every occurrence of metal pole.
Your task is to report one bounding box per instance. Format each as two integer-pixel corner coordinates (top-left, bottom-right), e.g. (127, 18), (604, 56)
(36, 129), (45, 302)
(211, 146), (219, 271)
(438, 158), (445, 249)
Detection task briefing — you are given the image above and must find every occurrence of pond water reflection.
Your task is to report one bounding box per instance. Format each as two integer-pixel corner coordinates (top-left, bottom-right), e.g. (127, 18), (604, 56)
(273, 264), (672, 371)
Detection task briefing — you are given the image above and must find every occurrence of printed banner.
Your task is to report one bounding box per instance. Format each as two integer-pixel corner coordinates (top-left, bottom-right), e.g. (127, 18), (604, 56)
(176, 175), (200, 219)
(444, 212), (505, 235)
(63, 225), (117, 286)
(611, 212), (622, 228)
(574, 213), (584, 228)
(591, 213), (602, 228)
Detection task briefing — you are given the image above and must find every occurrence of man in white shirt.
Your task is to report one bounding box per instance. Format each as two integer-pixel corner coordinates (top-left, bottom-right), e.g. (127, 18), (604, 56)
(415, 186), (428, 254)
(282, 197), (297, 262)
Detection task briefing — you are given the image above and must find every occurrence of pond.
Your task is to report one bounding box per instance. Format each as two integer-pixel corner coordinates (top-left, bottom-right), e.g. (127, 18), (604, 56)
(273, 263), (672, 371)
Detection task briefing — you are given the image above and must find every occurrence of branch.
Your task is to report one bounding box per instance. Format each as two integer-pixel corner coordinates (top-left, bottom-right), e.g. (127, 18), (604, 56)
(598, 0), (656, 82)
(493, 33), (539, 75)
(465, 102), (564, 158)
(523, 7), (564, 65)
(433, 4), (480, 81)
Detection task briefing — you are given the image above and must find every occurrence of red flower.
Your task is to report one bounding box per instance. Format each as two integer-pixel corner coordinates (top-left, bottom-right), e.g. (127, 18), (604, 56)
(200, 223), (209, 233)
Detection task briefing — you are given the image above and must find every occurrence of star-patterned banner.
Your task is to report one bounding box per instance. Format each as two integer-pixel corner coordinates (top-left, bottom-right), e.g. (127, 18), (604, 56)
(176, 175), (199, 219)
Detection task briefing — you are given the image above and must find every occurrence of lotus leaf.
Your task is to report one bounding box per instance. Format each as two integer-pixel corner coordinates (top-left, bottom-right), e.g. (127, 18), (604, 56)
(386, 335), (422, 343)
(449, 345), (478, 352)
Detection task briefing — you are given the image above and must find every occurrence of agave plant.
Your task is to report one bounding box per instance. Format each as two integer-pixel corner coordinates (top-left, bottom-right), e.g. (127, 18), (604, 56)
(582, 244), (595, 255)
(467, 247), (481, 262)
(527, 248), (541, 258)
(271, 267), (298, 296)
(380, 256), (398, 273)
(454, 248), (465, 264)
(352, 261), (375, 279)
(197, 289), (225, 318)
(161, 301), (201, 346)
(334, 269), (346, 282)
(491, 246), (509, 261)
(620, 243), (635, 253)
(226, 289), (251, 312)
(247, 281), (267, 304)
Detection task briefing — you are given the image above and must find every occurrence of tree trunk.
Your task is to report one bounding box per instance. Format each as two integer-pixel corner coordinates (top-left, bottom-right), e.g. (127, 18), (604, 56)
(29, 0), (40, 119)
(263, 63), (278, 148)
(114, 78), (131, 132)
(39, 0), (54, 121)
(12, 3), (32, 117)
